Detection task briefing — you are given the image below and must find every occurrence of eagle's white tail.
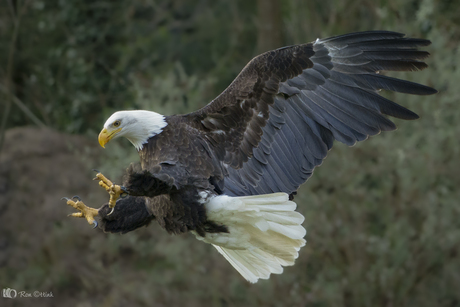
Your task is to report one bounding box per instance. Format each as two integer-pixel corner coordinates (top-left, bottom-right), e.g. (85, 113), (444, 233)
(193, 193), (306, 283)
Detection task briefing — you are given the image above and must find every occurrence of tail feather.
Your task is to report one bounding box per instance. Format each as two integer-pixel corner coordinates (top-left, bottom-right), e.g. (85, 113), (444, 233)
(262, 211), (305, 225)
(193, 192), (306, 283)
(214, 246), (285, 282)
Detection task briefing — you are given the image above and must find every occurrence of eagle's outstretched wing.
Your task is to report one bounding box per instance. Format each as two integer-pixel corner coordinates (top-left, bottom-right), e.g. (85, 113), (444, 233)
(185, 31), (436, 197)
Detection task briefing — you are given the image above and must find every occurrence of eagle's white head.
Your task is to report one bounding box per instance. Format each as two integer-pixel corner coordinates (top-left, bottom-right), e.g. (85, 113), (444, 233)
(98, 110), (167, 151)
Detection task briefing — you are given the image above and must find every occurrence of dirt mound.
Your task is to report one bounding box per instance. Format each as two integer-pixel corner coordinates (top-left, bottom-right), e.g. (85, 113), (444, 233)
(0, 127), (108, 300)
(1, 126), (106, 231)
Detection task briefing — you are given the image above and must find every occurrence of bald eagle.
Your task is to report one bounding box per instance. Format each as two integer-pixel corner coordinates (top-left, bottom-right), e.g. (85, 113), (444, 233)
(64, 31), (436, 283)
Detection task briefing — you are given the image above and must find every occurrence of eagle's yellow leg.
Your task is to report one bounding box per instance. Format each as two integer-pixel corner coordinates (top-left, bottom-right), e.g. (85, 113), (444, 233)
(93, 171), (126, 210)
(64, 196), (99, 228)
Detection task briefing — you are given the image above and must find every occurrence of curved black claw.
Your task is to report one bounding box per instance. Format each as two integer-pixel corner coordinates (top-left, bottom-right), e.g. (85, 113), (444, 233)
(92, 220), (98, 229)
(92, 169), (100, 180)
(61, 197), (70, 201)
(72, 195), (82, 202)
(107, 207), (115, 216)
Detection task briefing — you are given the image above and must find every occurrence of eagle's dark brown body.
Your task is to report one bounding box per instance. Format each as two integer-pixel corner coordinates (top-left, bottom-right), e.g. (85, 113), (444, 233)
(97, 31), (436, 238)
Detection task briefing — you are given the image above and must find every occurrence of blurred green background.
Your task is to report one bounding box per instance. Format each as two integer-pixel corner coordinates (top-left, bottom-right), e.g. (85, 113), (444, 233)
(0, 0), (459, 306)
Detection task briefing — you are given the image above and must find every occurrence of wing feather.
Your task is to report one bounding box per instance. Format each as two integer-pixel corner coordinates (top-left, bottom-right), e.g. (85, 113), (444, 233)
(183, 31), (436, 196)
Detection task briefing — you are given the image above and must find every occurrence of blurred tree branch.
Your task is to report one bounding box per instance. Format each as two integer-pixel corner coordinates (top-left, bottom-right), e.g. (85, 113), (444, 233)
(0, 0), (35, 152)
(0, 83), (46, 128)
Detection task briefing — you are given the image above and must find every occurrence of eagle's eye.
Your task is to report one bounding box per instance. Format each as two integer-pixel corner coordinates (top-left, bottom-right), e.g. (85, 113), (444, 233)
(113, 120), (121, 127)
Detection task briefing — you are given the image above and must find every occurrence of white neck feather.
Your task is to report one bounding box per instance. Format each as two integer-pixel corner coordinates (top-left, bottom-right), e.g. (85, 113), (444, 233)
(104, 110), (168, 151)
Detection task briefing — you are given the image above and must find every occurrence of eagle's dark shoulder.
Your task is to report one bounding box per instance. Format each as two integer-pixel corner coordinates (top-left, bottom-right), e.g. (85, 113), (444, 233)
(139, 115), (224, 182)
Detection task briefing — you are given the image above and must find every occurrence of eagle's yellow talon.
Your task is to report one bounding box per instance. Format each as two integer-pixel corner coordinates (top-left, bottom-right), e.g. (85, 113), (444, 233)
(98, 181), (110, 190)
(93, 171), (126, 209)
(68, 212), (84, 218)
(64, 197), (99, 227)
(94, 172), (113, 188)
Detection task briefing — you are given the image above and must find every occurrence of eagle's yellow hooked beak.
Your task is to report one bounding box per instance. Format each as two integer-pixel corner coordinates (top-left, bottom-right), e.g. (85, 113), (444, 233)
(98, 128), (122, 148)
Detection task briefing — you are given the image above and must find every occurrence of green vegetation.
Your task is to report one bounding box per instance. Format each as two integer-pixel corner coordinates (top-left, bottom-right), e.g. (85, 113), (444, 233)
(1, 0), (459, 306)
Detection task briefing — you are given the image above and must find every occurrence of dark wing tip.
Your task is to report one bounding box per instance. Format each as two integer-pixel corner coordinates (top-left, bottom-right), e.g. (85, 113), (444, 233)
(420, 86), (438, 95)
(407, 112), (420, 120)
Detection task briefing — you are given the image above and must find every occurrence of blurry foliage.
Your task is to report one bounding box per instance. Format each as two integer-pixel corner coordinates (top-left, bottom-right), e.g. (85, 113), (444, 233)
(0, 0), (257, 133)
(1, 0), (460, 306)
